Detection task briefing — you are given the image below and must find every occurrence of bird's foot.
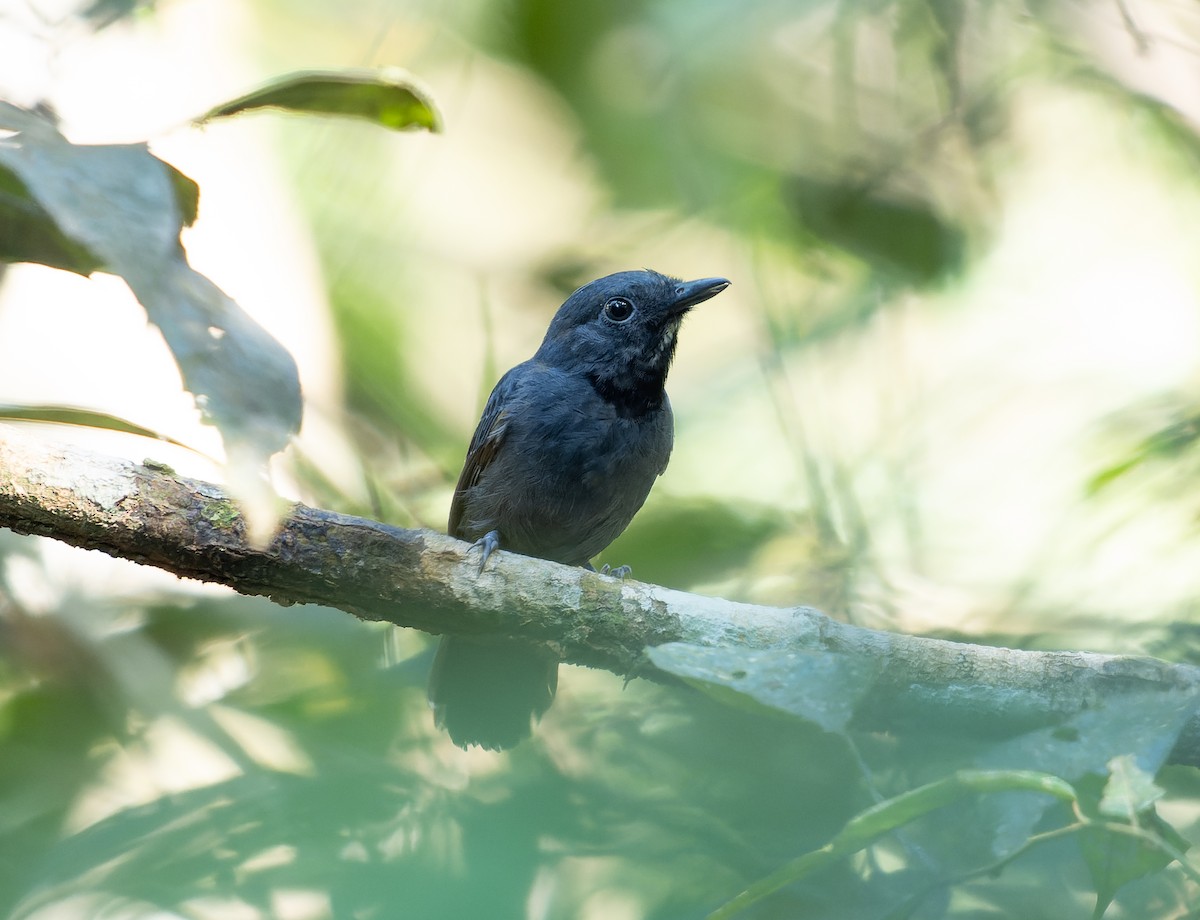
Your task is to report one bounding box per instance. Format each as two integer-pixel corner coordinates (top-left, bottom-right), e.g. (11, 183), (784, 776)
(469, 530), (501, 574)
(600, 563), (632, 579)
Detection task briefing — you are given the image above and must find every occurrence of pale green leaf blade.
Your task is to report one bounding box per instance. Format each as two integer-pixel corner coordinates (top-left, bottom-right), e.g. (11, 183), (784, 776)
(0, 113), (302, 467)
(648, 643), (879, 734)
(196, 69), (442, 133)
(1099, 754), (1165, 820)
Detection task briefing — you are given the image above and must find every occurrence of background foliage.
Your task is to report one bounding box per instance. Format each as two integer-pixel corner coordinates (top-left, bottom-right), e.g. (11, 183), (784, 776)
(3, 0), (1200, 917)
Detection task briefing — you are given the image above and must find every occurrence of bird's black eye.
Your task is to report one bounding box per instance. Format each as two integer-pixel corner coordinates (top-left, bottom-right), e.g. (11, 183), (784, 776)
(603, 297), (635, 323)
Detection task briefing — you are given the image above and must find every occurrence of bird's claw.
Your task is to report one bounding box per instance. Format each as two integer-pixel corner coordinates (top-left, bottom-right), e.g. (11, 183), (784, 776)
(600, 563), (632, 579)
(469, 530), (501, 574)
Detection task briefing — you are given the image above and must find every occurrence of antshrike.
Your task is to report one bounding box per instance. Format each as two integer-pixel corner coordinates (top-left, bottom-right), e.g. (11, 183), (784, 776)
(429, 269), (730, 749)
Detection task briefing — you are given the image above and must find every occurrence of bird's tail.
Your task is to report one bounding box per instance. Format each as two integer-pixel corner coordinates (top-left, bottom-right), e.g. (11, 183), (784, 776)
(428, 636), (559, 751)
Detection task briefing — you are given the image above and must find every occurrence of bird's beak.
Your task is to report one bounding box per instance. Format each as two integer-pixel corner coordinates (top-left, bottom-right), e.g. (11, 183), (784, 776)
(670, 277), (731, 313)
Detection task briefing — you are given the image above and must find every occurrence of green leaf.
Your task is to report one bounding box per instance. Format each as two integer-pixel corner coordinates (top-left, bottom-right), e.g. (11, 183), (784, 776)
(648, 644), (879, 734)
(0, 404), (203, 454)
(605, 499), (789, 588)
(166, 162), (200, 228)
(973, 689), (1198, 860)
(0, 173), (105, 276)
(707, 770), (1076, 920)
(325, 275), (459, 468)
(788, 176), (965, 284)
(1100, 754), (1165, 820)
(0, 106), (106, 275)
(0, 105), (302, 469)
(0, 101), (57, 133)
(844, 687), (1199, 891)
(77, 0), (148, 30)
(1076, 772), (1190, 919)
(1085, 453), (1147, 494)
(981, 690), (1197, 783)
(1079, 819), (1180, 920)
(1087, 413), (1200, 495)
(196, 69), (442, 133)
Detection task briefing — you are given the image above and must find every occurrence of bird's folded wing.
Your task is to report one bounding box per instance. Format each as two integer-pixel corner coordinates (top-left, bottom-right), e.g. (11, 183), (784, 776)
(447, 373), (514, 538)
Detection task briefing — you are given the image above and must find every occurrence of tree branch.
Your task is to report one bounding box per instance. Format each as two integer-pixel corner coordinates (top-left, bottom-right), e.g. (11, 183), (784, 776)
(1, 426), (1198, 765)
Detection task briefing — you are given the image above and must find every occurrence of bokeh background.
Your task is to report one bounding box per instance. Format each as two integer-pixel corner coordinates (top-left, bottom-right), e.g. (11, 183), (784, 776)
(4, 0), (1200, 917)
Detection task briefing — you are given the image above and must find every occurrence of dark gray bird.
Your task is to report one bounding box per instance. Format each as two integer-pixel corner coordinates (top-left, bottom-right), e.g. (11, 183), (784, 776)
(429, 269), (730, 749)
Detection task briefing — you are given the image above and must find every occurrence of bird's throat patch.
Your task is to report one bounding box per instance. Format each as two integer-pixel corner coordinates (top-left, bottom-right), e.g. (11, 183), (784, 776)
(586, 372), (666, 418)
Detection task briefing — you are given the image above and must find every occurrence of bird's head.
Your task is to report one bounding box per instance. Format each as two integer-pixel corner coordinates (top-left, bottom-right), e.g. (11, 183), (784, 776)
(536, 269), (730, 416)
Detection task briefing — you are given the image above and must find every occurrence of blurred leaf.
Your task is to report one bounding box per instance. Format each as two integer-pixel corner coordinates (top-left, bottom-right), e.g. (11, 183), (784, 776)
(969, 689), (1197, 862)
(649, 644), (879, 734)
(914, 0), (965, 108)
(0, 682), (117, 919)
(326, 276), (459, 470)
(1087, 412), (1200, 495)
(1146, 622), (1200, 668)
(1087, 454), (1147, 494)
(0, 106), (105, 275)
(983, 688), (1196, 781)
(165, 162), (200, 228)
(0, 102), (59, 134)
(1076, 771), (1190, 919)
(1100, 754), (1165, 820)
(0, 404), (202, 453)
(0, 104), (302, 468)
(76, 0), (155, 30)
(0, 173), (104, 276)
(831, 686), (1200, 896)
(788, 176), (965, 283)
(707, 769), (1076, 920)
(1080, 819), (1179, 920)
(196, 69), (442, 133)
(1041, 31), (1200, 170)
(0, 172), (104, 275)
(605, 498), (789, 588)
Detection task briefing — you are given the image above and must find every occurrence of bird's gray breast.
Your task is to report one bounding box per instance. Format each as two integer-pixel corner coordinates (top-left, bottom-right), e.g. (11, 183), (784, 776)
(473, 370), (674, 565)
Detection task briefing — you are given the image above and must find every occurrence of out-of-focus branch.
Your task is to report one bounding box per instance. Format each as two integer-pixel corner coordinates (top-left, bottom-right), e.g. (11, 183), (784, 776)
(1, 425), (1198, 765)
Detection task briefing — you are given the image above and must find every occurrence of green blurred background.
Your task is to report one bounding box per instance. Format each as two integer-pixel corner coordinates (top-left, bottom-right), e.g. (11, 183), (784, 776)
(4, 0), (1200, 917)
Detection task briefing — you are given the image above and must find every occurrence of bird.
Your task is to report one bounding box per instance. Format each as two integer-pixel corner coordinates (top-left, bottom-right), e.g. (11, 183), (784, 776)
(428, 269), (731, 750)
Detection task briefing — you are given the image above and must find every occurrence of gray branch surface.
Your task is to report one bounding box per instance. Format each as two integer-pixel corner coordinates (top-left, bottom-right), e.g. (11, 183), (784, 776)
(2, 426), (1199, 765)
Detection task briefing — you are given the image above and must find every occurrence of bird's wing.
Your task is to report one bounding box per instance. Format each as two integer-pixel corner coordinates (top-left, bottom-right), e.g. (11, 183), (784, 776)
(447, 371), (515, 538)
